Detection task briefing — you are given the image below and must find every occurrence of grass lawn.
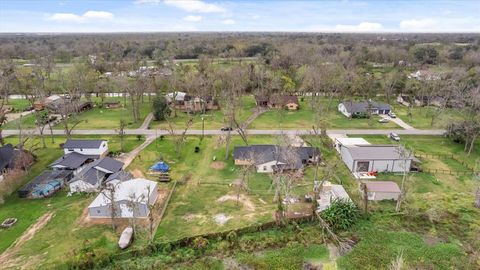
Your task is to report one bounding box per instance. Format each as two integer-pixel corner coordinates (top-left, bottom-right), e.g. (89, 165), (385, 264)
(0, 99), (31, 111)
(0, 135), (145, 267)
(149, 95), (256, 130)
(392, 105), (464, 129)
(3, 97), (151, 130)
(250, 97), (400, 130)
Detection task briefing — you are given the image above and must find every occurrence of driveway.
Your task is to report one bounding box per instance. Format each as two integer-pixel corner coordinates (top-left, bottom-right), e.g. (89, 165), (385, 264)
(381, 115), (415, 130)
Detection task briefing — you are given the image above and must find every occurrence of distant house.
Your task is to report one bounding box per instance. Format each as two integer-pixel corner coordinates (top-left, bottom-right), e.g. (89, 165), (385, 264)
(63, 139), (108, 158)
(316, 181), (352, 212)
(233, 145), (320, 173)
(408, 70), (441, 81)
(255, 95), (299, 110)
(103, 101), (122, 109)
(165, 92), (219, 113)
(88, 178), (158, 218)
(338, 100), (392, 118)
(360, 181), (401, 201)
(397, 94), (445, 107)
(69, 157), (124, 193)
(44, 97), (92, 114)
(0, 144), (34, 177)
(339, 144), (412, 173)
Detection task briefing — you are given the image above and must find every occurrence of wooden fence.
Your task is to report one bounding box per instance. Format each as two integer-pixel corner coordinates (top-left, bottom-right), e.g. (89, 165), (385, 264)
(415, 153), (478, 175)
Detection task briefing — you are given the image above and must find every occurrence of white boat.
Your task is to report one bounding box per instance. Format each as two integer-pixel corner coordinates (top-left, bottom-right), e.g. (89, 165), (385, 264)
(118, 227), (134, 249)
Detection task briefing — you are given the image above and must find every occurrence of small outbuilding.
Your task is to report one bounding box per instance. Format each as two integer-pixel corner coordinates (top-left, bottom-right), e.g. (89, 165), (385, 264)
(360, 181), (401, 201)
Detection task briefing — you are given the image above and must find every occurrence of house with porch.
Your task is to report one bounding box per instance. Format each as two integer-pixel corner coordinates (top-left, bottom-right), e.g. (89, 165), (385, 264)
(338, 100), (392, 118)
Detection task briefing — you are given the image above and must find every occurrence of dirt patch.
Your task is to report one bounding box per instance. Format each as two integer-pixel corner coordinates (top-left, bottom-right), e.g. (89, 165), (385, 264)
(217, 194), (255, 211)
(213, 213), (232, 225)
(210, 161), (226, 170)
(424, 235), (442, 246)
(0, 211), (54, 266)
(131, 169), (145, 178)
(183, 213), (206, 222)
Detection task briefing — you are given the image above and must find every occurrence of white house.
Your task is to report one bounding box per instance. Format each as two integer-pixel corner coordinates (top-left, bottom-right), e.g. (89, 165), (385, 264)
(88, 178), (158, 218)
(63, 139), (108, 158)
(338, 101), (392, 118)
(360, 181), (401, 201)
(233, 145), (320, 173)
(339, 144), (412, 173)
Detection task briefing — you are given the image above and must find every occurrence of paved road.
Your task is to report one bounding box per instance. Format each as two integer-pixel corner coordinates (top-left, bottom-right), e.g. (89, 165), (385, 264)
(2, 128), (446, 137)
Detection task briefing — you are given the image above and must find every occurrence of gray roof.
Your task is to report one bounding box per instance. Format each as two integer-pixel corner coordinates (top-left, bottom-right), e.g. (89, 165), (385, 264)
(0, 144), (15, 172)
(70, 157), (123, 186)
(49, 152), (95, 169)
(233, 145), (319, 170)
(341, 101), (391, 113)
(345, 145), (412, 160)
(95, 157), (124, 173)
(105, 170), (133, 183)
(63, 139), (106, 149)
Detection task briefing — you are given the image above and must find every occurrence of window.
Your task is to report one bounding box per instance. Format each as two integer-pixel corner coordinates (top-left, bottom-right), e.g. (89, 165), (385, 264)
(263, 166), (267, 171)
(97, 210), (100, 214)
(356, 161), (370, 172)
(80, 148), (83, 151)
(67, 149), (73, 152)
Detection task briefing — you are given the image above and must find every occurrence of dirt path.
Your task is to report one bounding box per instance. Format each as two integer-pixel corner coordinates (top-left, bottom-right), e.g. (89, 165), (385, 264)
(217, 194), (256, 211)
(117, 135), (156, 169)
(241, 107), (268, 129)
(0, 211), (54, 266)
(139, 112), (154, 130)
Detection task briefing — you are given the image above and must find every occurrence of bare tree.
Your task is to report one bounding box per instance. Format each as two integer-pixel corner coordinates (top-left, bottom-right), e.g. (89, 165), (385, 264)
(165, 115), (193, 158)
(118, 119), (126, 152)
(396, 145), (412, 212)
(126, 190), (145, 237)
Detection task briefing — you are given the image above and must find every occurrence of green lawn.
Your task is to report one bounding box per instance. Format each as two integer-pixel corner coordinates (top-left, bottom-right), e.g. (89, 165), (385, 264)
(3, 97), (151, 130)
(0, 99), (31, 112)
(149, 95), (256, 130)
(128, 135), (278, 242)
(0, 135), (145, 266)
(392, 105), (464, 129)
(250, 97), (400, 130)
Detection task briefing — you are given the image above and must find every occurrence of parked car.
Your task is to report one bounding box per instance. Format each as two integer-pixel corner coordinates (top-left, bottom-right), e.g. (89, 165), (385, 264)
(388, 111), (397, 118)
(378, 118), (390, 123)
(389, 132), (400, 141)
(220, 127), (233, 131)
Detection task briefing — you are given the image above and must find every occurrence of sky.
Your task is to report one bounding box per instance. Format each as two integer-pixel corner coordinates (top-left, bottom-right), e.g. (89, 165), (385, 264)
(0, 0), (479, 33)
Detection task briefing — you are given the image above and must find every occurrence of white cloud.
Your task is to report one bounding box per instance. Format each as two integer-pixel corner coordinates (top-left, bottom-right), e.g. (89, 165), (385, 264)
(184, 15), (202, 22)
(134, 0), (161, 4)
(83, 11), (114, 20)
(164, 0), (225, 13)
(399, 19), (436, 30)
(47, 10), (114, 23)
(335, 22), (383, 32)
(221, 19), (235, 25)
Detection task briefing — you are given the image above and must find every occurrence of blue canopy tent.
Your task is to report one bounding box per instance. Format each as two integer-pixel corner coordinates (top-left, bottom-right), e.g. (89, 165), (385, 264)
(150, 161), (170, 173)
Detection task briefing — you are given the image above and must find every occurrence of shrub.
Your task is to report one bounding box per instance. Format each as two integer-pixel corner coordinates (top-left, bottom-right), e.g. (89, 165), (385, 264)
(320, 198), (359, 231)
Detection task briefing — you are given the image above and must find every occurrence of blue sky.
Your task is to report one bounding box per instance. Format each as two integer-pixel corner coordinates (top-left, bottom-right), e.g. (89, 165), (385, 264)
(1, 0), (479, 32)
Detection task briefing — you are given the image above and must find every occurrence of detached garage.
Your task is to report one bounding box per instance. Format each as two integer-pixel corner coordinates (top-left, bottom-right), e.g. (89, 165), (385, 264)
(339, 144), (413, 173)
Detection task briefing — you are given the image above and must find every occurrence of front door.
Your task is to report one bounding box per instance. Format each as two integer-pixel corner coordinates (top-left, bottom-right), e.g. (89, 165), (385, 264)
(356, 161), (370, 172)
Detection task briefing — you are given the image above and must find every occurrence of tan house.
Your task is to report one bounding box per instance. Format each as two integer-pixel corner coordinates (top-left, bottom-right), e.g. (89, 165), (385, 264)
(166, 92), (219, 113)
(360, 181), (401, 201)
(255, 95), (299, 110)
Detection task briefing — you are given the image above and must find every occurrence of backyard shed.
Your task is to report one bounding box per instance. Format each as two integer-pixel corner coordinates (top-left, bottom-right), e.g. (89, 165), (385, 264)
(361, 181), (401, 201)
(18, 170), (73, 198)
